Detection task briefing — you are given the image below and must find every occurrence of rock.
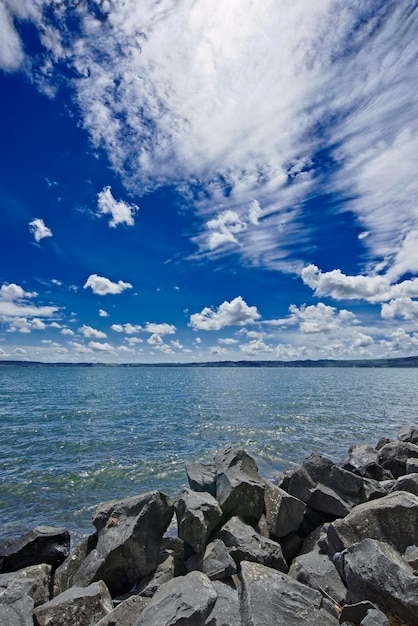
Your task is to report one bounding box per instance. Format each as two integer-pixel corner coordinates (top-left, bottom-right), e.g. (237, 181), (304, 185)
(361, 606), (391, 625)
(239, 560), (339, 625)
(264, 480), (306, 537)
(214, 446), (265, 525)
(0, 576), (34, 626)
(0, 563), (51, 607)
(72, 491), (173, 596)
(397, 424), (418, 444)
(377, 441), (418, 478)
(215, 516), (287, 573)
(299, 523), (329, 555)
(186, 539), (237, 580)
(186, 461), (217, 496)
(94, 595), (150, 626)
(341, 444), (392, 481)
(205, 580), (241, 626)
(133, 570), (217, 626)
(339, 600), (390, 625)
(278, 531), (303, 565)
(135, 550), (184, 597)
(33, 580), (113, 626)
(278, 463), (315, 503)
(390, 473), (418, 496)
(289, 550), (347, 606)
(335, 538), (418, 626)
(404, 545), (418, 569)
(175, 488), (222, 554)
(307, 483), (352, 518)
(375, 436), (392, 450)
(406, 458), (418, 473)
(53, 532), (97, 596)
(0, 526), (70, 573)
(320, 491), (418, 557)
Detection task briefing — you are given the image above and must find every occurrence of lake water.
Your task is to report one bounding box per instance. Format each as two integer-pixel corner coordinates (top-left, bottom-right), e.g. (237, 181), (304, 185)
(1, 365), (417, 541)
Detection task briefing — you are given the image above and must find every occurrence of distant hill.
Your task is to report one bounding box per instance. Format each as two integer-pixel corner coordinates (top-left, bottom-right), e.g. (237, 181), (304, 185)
(1, 356), (418, 367)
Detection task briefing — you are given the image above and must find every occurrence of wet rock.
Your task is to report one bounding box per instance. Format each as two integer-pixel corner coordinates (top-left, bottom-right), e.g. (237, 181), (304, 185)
(0, 526), (70, 574)
(239, 560), (339, 625)
(335, 538), (418, 626)
(53, 532), (97, 596)
(133, 570), (217, 626)
(186, 538), (237, 580)
(72, 491), (174, 596)
(175, 488), (222, 554)
(264, 480), (306, 537)
(377, 441), (418, 478)
(34, 580), (113, 626)
(289, 550), (347, 606)
(186, 461), (217, 496)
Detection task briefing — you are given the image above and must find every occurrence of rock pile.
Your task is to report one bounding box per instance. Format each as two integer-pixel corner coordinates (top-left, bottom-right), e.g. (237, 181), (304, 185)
(1, 425), (418, 625)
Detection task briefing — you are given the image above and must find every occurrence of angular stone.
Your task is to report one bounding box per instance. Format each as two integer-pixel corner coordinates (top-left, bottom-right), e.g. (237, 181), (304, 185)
(335, 538), (418, 626)
(214, 516), (287, 573)
(299, 523), (329, 555)
(175, 488), (222, 554)
(186, 461), (217, 496)
(278, 531), (303, 565)
(377, 441), (418, 478)
(34, 580), (113, 626)
(0, 526), (70, 573)
(264, 480), (306, 537)
(53, 533), (97, 596)
(136, 550), (183, 597)
(390, 473), (418, 496)
(341, 443), (379, 473)
(186, 539), (237, 580)
(398, 424), (418, 444)
(404, 545), (418, 570)
(72, 491), (173, 596)
(0, 563), (51, 608)
(133, 571), (217, 626)
(214, 446), (260, 477)
(0, 577), (34, 626)
(308, 483), (352, 518)
(94, 595), (150, 626)
(205, 580), (241, 626)
(339, 600), (389, 625)
(239, 560), (339, 625)
(278, 464), (315, 503)
(320, 491), (418, 557)
(361, 607), (391, 625)
(289, 550), (347, 606)
(407, 458), (418, 473)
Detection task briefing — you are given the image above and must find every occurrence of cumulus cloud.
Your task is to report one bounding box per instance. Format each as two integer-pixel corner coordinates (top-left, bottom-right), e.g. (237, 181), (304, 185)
(99, 309), (109, 317)
(6, 317), (46, 333)
(29, 218), (53, 242)
(144, 322), (176, 335)
(286, 302), (357, 334)
(83, 274), (133, 295)
(97, 186), (139, 228)
(111, 323), (142, 334)
(79, 324), (107, 339)
(88, 341), (114, 352)
(381, 297), (418, 321)
(190, 296), (261, 331)
(0, 281), (57, 319)
(240, 339), (274, 355)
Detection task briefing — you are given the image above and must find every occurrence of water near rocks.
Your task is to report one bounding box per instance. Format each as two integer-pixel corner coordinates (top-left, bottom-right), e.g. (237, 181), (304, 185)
(1, 365), (417, 539)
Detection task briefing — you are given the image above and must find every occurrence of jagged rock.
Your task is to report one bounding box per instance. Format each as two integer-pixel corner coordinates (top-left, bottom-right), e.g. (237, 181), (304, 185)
(214, 515), (287, 572)
(53, 532), (97, 596)
(94, 595), (150, 626)
(34, 580), (113, 626)
(361, 606), (391, 625)
(406, 458), (418, 473)
(186, 461), (217, 496)
(239, 560), (339, 625)
(186, 538), (237, 580)
(0, 563), (51, 607)
(0, 526), (70, 573)
(289, 550), (347, 606)
(375, 436), (392, 450)
(398, 424), (418, 444)
(390, 472), (418, 496)
(377, 441), (418, 478)
(341, 444), (392, 480)
(72, 491), (173, 596)
(133, 570), (217, 626)
(255, 514), (270, 538)
(278, 463), (315, 502)
(319, 491), (418, 557)
(339, 600), (390, 625)
(214, 447), (265, 526)
(308, 483), (352, 518)
(0, 577), (34, 626)
(264, 480), (306, 537)
(299, 523), (329, 554)
(404, 545), (418, 569)
(175, 488), (222, 554)
(298, 505), (333, 537)
(205, 580), (241, 626)
(360, 476), (391, 501)
(278, 531), (303, 565)
(135, 550), (184, 597)
(335, 538), (418, 626)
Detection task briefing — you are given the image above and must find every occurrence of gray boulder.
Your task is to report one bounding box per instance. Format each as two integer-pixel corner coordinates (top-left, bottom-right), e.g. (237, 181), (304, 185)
(320, 491), (418, 557)
(404, 545), (418, 569)
(72, 491), (173, 596)
(307, 483), (352, 518)
(135, 550), (184, 597)
(214, 515), (287, 572)
(335, 538), (418, 626)
(186, 461), (217, 496)
(53, 532), (97, 596)
(33, 580), (113, 626)
(398, 424), (418, 444)
(389, 472), (418, 496)
(264, 480), (306, 537)
(377, 441), (418, 478)
(175, 488), (222, 554)
(205, 580), (241, 626)
(0, 576), (34, 626)
(406, 458), (418, 473)
(339, 600), (390, 626)
(94, 595), (150, 626)
(186, 539), (237, 580)
(133, 570), (217, 626)
(0, 563), (51, 607)
(289, 550), (347, 606)
(0, 525), (70, 573)
(239, 560), (339, 625)
(341, 444), (391, 481)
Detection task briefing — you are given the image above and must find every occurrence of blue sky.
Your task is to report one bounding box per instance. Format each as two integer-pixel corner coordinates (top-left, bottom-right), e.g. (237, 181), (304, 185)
(0, 0), (418, 363)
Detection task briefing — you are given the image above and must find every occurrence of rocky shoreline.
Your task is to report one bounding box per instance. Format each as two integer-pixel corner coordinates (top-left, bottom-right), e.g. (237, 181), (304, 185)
(1, 425), (418, 625)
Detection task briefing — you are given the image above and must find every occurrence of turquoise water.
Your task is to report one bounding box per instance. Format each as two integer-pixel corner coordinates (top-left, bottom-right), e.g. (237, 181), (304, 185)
(1, 365), (417, 540)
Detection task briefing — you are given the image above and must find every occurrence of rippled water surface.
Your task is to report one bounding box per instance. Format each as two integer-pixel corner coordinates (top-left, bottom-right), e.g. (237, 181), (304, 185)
(1, 365), (417, 539)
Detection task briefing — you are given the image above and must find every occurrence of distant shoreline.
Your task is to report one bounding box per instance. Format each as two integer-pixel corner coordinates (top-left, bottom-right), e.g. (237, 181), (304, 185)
(1, 356), (418, 368)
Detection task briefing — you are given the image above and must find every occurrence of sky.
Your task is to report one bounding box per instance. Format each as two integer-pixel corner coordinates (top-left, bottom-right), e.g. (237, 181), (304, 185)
(0, 0), (418, 363)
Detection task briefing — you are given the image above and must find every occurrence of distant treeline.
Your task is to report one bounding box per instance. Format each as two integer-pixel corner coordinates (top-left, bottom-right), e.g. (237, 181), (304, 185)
(1, 356), (418, 368)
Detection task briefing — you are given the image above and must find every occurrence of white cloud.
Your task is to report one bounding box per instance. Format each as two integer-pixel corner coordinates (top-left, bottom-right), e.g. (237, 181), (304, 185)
(286, 302), (357, 334)
(144, 322), (176, 335)
(61, 328), (75, 336)
(190, 296), (261, 330)
(29, 218), (53, 242)
(97, 186), (139, 228)
(6, 317), (47, 333)
(99, 309), (109, 317)
(88, 341), (114, 352)
(147, 333), (163, 346)
(83, 274), (133, 295)
(381, 297), (418, 321)
(239, 339), (274, 355)
(0, 281), (57, 319)
(111, 323), (142, 334)
(219, 337), (238, 345)
(79, 324), (107, 339)
(0, 1), (24, 71)
(170, 339), (183, 349)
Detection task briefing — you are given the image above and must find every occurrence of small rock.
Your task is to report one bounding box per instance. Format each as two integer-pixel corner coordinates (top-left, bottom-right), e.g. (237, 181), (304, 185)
(175, 488), (222, 554)
(186, 539), (237, 580)
(0, 526), (70, 574)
